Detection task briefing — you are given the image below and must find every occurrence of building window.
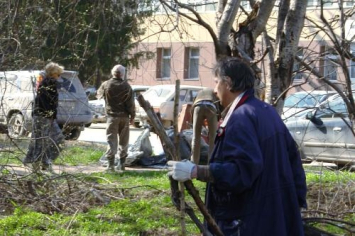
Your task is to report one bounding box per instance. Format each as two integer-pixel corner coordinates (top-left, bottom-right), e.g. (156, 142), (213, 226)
(321, 46), (338, 81)
(184, 48), (199, 80)
(345, 0), (355, 7)
(324, 56), (338, 81)
(307, 0), (347, 7)
(350, 59), (355, 80)
(307, 0), (318, 6)
(156, 48), (171, 80)
(323, 0), (336, 7)
(138, 0), (153, 12)
(181, 0), (217, 12)
(350, 44), (355, 81)
(204, 0), (217, 11)
(293, 48), (304, 80)
(240, 0), (251, 10)
(150, 0), (176, 13)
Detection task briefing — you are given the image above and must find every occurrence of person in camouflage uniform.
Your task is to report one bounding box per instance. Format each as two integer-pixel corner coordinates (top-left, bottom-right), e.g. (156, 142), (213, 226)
(23, 62), (65, 171)
(97, 64), (135, 172)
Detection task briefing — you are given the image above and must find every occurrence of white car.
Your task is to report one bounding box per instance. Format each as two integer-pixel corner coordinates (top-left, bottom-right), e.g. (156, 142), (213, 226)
(88, 85), (150, 126)
(135, 85), (204, 127)
(88, 98), (106, 125)
(284, 92), (355, 166)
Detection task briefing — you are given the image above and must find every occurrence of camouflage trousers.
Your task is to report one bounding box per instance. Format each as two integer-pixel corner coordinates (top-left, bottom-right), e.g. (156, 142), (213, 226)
(104, 116), (130, 166)
(24, 116), (65, 166)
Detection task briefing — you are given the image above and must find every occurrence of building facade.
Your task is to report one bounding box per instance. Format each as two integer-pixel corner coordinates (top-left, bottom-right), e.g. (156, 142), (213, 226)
(129, 0), (355, 96)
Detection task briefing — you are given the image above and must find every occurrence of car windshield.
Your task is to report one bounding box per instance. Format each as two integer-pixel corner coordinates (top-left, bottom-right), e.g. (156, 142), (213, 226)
(57, 77), (76, 92)
(284, 93), (327, 108)
(319, 95), (348, 115)
(143, 87), (172, 101)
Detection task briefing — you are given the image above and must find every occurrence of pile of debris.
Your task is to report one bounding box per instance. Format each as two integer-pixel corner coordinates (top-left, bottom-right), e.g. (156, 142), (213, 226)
(99, 127), (210, 168)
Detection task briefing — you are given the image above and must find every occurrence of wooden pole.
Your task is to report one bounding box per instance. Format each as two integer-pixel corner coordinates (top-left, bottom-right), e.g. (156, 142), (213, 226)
(173, 79), (181, 160)
(137, 95), (223, 236)
(173, 80), (186, 235)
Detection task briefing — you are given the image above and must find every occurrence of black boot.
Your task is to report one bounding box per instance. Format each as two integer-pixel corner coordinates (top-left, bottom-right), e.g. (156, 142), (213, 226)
(106, 156), (115, 172)
(118, 157), (126, 171)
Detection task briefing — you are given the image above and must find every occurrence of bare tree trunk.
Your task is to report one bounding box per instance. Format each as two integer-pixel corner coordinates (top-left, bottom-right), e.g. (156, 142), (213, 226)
(263, 31), (276, 105)
(95, 67), (101, 90)
(268, 0), (307, 113)
(277, 0), (307, 90)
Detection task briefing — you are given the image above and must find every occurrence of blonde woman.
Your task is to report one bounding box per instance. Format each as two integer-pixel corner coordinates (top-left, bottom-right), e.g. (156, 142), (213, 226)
(24, 62), (65, 171)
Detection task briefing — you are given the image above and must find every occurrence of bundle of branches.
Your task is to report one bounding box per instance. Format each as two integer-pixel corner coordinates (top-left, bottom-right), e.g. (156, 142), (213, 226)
(302, 180), (355, 235)
(303, 217), (355, 236)
(307, 181), (355, 216)
(0, 171), (124, 215)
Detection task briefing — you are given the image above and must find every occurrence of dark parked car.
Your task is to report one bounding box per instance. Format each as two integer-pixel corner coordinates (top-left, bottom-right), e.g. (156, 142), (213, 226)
(284, 92), (355, 166)
(0, 70), (93, 140)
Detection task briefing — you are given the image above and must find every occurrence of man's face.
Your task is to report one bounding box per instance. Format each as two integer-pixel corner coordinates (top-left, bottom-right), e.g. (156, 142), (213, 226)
(114, 71), (121, 78)
(214, 77), (229, 107)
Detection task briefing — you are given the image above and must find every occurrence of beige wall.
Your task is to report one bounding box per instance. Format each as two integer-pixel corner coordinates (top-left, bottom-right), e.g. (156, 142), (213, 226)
(140, 12), (217, 43)
(129, 6), (354, 94)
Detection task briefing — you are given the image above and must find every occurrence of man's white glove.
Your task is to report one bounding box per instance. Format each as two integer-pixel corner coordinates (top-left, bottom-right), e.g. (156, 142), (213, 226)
(167, 160), (196, 182)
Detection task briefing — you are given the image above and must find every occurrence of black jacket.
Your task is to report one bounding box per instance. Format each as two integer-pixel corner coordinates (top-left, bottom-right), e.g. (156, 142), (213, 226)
(33, 77), (58, 119)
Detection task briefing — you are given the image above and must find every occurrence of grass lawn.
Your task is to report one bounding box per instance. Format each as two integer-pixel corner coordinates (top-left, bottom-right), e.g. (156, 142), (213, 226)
(0, 143), (354, 235)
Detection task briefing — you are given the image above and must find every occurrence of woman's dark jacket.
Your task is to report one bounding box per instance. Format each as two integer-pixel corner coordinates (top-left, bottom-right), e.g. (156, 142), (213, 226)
(33, 77), (58, 119)
(206, 89), (307, 236)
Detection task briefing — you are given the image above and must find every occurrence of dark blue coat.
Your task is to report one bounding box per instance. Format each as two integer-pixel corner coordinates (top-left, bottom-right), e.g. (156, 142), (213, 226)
(206, 89), (307, 236)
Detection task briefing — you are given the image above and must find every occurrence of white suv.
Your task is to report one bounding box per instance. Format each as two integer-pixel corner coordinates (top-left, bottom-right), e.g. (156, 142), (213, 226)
(0, 70), (93, 140)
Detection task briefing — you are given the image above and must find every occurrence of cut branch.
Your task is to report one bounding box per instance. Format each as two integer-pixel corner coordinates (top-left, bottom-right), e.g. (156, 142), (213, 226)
(137, 94), (223, 236)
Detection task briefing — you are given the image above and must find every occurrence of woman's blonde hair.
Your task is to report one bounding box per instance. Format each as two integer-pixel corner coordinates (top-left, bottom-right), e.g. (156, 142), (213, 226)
(44, 62), (64, 77)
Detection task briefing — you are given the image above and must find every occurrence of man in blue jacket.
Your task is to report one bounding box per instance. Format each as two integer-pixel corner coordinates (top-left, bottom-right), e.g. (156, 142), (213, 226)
(168, 57), (307, 236)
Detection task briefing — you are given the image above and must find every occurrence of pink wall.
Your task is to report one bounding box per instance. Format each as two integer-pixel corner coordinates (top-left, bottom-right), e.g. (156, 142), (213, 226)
(129, 40), (348, 96)
(128, 42), (216, 88)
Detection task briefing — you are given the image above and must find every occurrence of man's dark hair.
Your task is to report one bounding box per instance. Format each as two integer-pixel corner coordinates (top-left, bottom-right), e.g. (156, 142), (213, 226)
(213, 57), (255, 92)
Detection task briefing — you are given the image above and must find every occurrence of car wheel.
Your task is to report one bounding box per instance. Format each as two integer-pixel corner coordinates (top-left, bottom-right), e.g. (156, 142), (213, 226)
(8, 113), (28, 139)
(64, 127), (81, 140)
(85, 123), (91, 127)
(133, 121), (141, 128)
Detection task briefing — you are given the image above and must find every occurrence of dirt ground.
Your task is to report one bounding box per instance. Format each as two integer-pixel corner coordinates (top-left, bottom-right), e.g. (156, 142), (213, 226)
(0, 134), (166, 176)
